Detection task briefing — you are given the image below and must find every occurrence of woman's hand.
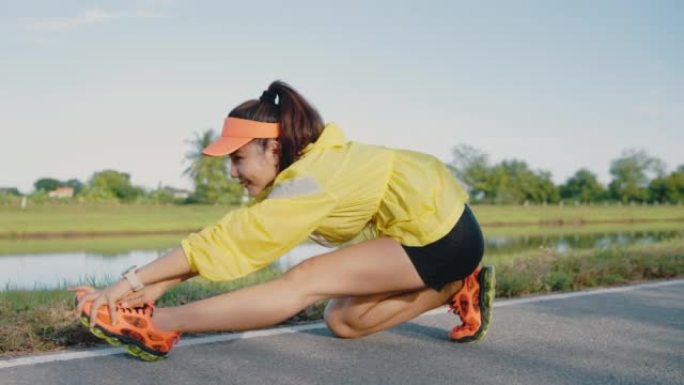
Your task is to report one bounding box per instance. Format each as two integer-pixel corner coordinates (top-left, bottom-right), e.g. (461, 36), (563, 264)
(69, 249), (194, 328)
(69, 280), (132, 327)
(118, 280), (171, 308)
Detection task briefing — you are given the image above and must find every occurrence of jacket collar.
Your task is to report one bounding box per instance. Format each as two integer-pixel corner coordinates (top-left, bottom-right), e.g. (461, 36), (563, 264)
(249, 123), (345, 204)
(300, 123), (345, 155)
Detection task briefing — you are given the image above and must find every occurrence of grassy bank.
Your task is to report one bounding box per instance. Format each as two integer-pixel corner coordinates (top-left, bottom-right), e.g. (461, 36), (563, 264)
(471, 204), (684, 225)
(1, 240), (682, 358)
(486, 239), (684, 297)
(3, 221), (684, 256)
(2, 203), (682, 238)
(482, 219), (684, 238)
(0, 203), (236, 235)
(0, 234), (183, 256)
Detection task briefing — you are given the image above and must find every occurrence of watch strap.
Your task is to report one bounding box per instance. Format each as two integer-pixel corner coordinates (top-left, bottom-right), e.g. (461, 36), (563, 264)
(122, 267), (144, 292)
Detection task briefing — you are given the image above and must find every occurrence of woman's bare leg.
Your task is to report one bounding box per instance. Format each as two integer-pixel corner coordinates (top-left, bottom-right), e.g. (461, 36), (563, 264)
(152, 237), (429, 333)
(323, 279), (463, 338)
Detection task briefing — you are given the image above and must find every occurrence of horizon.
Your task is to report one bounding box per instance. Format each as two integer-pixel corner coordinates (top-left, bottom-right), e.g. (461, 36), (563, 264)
(1, 1), (682, 194)
(3, 144), (680, 195)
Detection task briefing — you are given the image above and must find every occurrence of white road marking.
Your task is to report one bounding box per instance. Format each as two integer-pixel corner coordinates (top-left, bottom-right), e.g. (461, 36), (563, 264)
(1, 279), (681, 369)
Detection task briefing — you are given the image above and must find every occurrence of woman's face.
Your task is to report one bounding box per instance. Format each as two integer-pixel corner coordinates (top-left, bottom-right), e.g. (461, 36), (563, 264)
(229, 139), (280, 197)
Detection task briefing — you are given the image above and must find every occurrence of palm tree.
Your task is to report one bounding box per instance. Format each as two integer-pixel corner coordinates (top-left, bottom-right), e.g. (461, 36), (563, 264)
(183, 129), (241, 204)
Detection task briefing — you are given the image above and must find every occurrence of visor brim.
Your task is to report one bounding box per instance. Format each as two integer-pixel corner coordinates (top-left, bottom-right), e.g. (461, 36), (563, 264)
(201, 136), (252, 156)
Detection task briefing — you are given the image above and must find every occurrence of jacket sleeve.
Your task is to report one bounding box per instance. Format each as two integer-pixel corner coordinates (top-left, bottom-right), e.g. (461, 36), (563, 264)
(180, 186), (338, 281)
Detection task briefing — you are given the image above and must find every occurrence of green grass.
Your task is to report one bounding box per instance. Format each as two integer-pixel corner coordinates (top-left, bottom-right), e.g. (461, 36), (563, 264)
(482, 220), (684, 237)
(486, 239), (684, 297)
(0, 202), (236, 235)
(470, 204), (684, 224)
(0, 234), (183, 255)
(3, 221), (682, 256)
(1, 202), (682, 237)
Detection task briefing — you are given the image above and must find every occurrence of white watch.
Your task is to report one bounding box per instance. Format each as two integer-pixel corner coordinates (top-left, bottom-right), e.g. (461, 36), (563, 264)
(121, 265), (144, 292)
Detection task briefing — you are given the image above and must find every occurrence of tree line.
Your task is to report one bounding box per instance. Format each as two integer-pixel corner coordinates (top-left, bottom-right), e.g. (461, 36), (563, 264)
(2, 130), (682, 205)
(449, 145), (684, 204)
(1, 129), (244, 206)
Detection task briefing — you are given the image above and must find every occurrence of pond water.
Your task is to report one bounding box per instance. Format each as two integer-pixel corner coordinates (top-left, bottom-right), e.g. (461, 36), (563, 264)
(1, 229), (682, 290)
(485, 229), (684, 255)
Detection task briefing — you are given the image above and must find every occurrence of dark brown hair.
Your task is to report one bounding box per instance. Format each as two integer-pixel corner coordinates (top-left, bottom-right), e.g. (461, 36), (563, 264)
(228, 80), (324, 171)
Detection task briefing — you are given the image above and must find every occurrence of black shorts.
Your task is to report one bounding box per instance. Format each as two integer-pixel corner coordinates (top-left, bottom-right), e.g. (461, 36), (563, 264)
(401, 205), (484, 291)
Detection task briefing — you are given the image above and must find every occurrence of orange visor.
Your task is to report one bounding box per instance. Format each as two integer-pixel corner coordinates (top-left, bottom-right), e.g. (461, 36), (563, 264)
(202, 117), (280, 156)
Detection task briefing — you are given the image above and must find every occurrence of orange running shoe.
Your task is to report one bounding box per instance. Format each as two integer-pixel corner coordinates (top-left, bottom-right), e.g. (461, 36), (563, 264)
(448, 265), (495, 343)
(75, 291), (181, 361)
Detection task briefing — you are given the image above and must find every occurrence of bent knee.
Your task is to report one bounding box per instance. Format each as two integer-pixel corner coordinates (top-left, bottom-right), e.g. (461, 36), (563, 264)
(324, 311), (365, 339)
(325, 318), (364, 339)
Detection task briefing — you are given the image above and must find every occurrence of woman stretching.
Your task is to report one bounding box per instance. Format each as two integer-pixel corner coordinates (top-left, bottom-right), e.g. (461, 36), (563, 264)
(72, 80), (495, 362)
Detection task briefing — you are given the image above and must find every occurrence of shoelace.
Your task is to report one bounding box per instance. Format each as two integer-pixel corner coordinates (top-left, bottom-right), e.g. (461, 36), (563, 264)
(118, 304), (180, 343)
(118, 303), (154, 317)
(447, 298), (464, 318)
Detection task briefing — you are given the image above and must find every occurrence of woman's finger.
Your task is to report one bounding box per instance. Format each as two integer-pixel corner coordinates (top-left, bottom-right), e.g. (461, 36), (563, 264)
(108, 299), (117, 326)
(76, 292), (98, 315)
(118, 292), (134, 305)
(71, 286), (96, 308)
(118, 291), (136, 302)
(89, 297), (106, 327)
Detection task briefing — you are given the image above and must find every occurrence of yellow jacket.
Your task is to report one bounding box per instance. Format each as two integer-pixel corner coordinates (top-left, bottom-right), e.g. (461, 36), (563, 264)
(181, 123), (469, 281)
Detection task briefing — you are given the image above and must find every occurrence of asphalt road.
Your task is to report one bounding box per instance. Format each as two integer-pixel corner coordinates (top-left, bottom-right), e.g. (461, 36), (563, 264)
(2, 280), (683, 385)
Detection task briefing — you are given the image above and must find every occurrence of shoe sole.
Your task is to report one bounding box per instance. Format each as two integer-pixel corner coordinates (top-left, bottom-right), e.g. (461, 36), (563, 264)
(78, 313), (168, 362)
(453, 265), (495, 343)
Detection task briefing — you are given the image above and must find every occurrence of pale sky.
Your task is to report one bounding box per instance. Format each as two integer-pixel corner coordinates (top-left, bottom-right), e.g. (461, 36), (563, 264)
(1, 0), (682, 194)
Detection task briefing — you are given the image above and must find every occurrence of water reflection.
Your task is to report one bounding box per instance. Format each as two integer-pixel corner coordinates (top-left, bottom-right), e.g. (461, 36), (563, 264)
(1, 230), (682, 290)
(0, 243), (332, 291)
(0, 249), (166, 291)
(484, 230), (683, 254)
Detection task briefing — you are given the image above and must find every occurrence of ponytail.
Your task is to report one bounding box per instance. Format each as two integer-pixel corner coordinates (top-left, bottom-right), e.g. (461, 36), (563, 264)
(228, 80), (324, 171)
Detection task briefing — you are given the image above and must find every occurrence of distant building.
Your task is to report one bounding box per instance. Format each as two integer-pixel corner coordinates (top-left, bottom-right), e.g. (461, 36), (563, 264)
(162, 187), (191, 199)
(48, 186), (75, 198)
